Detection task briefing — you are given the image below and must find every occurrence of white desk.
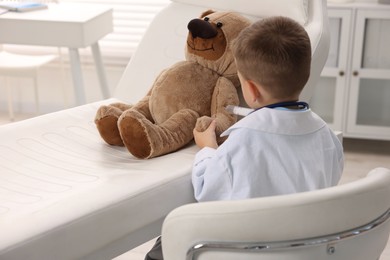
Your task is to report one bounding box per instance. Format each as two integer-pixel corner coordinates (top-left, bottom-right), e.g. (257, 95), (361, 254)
(0, 3), (113, 105)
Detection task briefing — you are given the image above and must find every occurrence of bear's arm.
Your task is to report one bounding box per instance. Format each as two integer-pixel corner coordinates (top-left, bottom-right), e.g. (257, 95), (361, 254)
(210, 77), (239, 141)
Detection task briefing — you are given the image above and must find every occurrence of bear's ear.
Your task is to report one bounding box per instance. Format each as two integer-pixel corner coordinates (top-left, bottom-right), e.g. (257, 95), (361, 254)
(200, 9), (215, 18)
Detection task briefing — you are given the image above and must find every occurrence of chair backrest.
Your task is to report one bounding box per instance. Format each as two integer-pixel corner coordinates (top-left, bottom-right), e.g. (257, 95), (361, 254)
(161, 167), (390, 260)
(114, 0), (330, 103)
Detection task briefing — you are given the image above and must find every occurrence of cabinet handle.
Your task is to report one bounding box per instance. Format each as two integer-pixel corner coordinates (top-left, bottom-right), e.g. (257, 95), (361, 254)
(353, 71), (359, 76)
(339, 71), (345, 76)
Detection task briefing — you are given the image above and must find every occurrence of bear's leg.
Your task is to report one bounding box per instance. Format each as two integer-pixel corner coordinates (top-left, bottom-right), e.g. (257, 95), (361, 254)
(95, 103), (132, 146)
(118, 109), (199, 159)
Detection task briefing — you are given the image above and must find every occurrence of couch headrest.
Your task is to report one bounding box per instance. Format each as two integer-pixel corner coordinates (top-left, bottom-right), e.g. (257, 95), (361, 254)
(171, 0), (309, 25)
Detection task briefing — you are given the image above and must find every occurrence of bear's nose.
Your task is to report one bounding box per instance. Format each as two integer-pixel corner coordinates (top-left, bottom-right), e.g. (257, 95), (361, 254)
(187, 19), (218, 39)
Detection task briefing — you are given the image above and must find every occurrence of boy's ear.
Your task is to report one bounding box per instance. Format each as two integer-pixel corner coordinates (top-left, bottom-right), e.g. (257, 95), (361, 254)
(247, 80), (261, 102)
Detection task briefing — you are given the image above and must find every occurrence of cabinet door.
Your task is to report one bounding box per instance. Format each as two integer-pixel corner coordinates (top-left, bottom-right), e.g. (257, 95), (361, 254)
(347, 9), (390, 140)
(310, 9), (352, 131)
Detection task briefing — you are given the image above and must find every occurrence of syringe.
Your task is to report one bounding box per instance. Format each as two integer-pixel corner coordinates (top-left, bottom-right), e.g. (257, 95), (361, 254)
(225, 105), (254, 117)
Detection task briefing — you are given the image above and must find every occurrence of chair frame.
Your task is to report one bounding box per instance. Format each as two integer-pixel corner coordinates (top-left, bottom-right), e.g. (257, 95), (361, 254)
(187, 209), (390, 260)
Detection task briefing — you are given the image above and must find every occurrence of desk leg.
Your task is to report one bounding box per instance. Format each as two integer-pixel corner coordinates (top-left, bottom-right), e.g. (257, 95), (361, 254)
(91, 42), (110, 99)
(68, 48), (86, 106)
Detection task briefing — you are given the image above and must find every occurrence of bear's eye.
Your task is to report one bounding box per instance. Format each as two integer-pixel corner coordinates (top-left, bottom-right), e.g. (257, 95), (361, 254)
(216, 22), (223, 28)
(204, 17), (210, 22)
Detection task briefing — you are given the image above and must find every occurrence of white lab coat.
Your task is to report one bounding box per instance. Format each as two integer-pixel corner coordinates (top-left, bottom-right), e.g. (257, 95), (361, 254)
(192, 108), (344, 202)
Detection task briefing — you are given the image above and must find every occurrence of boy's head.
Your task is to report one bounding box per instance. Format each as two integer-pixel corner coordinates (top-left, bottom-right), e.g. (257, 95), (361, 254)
(231, 16), (311, 101)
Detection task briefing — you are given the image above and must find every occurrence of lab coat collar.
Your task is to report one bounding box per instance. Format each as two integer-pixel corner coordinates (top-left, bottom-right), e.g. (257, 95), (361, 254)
(221, 108), (326, 137)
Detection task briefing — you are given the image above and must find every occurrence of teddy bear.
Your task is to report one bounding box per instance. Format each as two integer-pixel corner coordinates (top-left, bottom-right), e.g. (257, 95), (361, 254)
(94, 10), (251, 159)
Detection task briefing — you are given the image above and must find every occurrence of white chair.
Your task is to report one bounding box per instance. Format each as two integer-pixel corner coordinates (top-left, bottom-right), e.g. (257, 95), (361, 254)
(0, 0), (61, 121)
(0, 0), (330, 259)
(0, 49), (57, 120)
(162, 167), (390, 260)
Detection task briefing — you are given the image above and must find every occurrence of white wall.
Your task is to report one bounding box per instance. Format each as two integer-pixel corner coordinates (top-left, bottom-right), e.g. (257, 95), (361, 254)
(337, 0), (377, 2)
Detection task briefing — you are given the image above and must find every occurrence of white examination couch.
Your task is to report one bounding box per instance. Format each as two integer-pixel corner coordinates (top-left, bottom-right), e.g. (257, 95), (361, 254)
(0, 0), (330, 259)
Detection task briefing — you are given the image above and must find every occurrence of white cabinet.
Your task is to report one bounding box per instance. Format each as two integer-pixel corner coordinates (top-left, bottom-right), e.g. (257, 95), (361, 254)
(311, 8), (353, 131)
(311, 3), (390, 140)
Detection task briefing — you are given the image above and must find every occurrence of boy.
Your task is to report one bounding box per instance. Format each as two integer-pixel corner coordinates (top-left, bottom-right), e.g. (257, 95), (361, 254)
(146, 16), (343, 259)
(192, 16), (344, 202)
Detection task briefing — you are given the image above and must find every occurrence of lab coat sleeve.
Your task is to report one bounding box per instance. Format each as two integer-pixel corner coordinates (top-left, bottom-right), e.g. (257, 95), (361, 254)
(192, 146), (233, 202)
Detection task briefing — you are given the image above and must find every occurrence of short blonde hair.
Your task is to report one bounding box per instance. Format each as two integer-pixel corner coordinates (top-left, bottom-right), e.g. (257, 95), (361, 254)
(231, 16), (311, 99)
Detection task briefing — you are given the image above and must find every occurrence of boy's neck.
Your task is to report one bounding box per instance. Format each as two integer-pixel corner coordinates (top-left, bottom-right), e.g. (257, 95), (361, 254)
(256, 97), (299, 109)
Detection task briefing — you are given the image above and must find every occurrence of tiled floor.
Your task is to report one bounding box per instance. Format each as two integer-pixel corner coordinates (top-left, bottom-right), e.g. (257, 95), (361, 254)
(1, 113), (389, 259)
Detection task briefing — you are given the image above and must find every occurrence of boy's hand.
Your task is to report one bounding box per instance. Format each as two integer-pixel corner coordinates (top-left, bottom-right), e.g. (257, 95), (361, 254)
(193, 119), (218, 149)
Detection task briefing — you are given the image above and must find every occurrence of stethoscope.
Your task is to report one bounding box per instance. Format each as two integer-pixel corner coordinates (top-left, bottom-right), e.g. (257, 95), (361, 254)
(251, 101), (309, 114)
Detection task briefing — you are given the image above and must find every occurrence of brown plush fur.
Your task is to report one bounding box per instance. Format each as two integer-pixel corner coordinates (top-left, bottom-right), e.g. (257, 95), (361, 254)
(95, 11), (251, 159)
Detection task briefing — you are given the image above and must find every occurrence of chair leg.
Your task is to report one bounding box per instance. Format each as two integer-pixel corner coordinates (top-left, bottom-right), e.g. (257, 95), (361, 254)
(58, 47), (69, 108)
(33, 74), (40, 116)
(5, 78), (15, 121)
